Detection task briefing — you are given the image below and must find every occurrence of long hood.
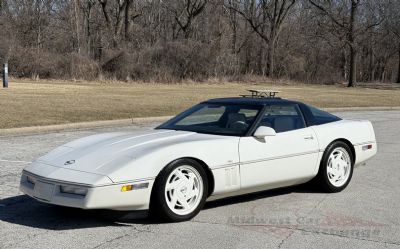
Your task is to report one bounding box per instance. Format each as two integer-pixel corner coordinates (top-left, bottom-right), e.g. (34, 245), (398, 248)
(35, 129), (195, 176)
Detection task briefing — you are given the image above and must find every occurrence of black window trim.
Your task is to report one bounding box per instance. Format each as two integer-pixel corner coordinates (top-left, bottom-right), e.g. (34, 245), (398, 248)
(298, 103), (313, 127)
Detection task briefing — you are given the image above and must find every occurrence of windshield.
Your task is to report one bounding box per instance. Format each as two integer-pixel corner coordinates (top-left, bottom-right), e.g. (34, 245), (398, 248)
(156, 103), (262, 136)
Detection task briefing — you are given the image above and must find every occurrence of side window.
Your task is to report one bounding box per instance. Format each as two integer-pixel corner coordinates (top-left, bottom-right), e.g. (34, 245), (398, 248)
(308, 105), (341, 125)
(225, 108), (260, 132)
(260, 105), (306, 133)
(238, 108), (258, 122)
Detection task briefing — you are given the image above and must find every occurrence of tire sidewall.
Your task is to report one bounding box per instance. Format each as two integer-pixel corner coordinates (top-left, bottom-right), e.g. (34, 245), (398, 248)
(152, 158), (208, 222)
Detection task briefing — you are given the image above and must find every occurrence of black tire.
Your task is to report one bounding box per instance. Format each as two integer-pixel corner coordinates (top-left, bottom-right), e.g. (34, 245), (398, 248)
(150, 158), (208, 222)
(315, 141), (354, 193)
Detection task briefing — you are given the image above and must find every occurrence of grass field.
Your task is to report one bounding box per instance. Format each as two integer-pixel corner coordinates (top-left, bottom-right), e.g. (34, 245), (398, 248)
(0, 79), (400, 129)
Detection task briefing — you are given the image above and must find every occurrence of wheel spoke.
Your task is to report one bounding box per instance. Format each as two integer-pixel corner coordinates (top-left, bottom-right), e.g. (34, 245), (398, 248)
(327, 166), (339, 176)
(336, 151), (343, 160)
(185, 188), (197, 200)
(179, 195), (190, 209)
(186, 172), (195, 188)
(176, 169), (187, 182)
(170, 192), (179, 208)
(329, 157), (338, 167)
(166, 179), (180, 191)
(339, 160), (348, 169)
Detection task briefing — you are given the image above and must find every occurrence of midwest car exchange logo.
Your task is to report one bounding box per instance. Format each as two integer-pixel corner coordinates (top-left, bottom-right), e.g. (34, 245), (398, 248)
(227, 211), (384, 239)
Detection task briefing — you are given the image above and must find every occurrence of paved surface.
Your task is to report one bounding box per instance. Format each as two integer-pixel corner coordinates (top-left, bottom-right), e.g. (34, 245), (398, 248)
(0, 111), (399, 249)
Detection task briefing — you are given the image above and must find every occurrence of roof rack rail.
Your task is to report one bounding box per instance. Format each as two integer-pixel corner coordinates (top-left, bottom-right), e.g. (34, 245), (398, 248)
(240, 89), (281, 98)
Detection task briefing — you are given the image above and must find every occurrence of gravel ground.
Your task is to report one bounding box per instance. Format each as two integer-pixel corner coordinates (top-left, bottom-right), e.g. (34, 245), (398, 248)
(0, 111), (399, 249)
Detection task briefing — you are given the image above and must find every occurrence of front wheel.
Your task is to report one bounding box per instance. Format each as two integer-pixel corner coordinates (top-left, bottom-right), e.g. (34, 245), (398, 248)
(151, 159), (208, 222)
(315, 141), (354, 193)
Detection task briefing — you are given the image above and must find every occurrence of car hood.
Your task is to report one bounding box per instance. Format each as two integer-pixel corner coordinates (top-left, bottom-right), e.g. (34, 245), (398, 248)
(33, 129), (195, 177)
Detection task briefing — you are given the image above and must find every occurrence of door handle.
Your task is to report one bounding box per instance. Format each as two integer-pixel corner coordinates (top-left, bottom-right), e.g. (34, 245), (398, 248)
(304, 135), (314, 140)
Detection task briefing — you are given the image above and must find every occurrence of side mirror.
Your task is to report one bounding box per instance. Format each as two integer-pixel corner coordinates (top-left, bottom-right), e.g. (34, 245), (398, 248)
(254, 126), (276, 139)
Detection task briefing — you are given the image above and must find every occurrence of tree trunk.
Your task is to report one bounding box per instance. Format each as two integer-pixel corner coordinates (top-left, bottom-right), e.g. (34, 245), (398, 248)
(397, 44), (400, 83)
(242, 19), (251, 74)
(341, 49), (347, 80)
(99, 1), (111, 29)
(267, 39), (275, 78)
(112, 1), (127, 47)
(258, 43), (264, 75)
(85, 2), (93, 57)
(368, 44), (373, 82)
(37, 25), (41, 54)
(124, 0), (132, 40)
(229, 6), (237, 53)
(347, 0), (358, 87)
(348, 45), (357, 87)
(73, 0), (81, 54)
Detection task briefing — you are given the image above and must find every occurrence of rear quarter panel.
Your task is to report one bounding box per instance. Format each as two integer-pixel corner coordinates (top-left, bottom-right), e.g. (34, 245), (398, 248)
(311, 120), (377, 165)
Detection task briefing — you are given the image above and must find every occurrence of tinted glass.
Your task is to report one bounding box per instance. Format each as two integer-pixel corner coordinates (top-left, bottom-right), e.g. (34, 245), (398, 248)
(157, 103), (262, 136)
(308, 105), (341, 125)
(175, 106), (225, 125)
(259, 105), (306, 133)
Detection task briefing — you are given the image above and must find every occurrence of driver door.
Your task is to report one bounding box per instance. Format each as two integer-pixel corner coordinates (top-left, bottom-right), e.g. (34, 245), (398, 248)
(239, 104), (319, 190)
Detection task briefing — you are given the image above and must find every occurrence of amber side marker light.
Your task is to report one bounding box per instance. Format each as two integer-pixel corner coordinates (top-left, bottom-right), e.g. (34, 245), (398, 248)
(121, 185), (134, 192)
(121, 183), (149, 192)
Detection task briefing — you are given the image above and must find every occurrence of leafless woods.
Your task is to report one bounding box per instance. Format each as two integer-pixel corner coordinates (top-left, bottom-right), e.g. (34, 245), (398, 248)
(0, 0), (399, 85)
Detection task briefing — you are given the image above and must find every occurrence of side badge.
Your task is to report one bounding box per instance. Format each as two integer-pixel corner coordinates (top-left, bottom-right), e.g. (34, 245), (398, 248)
(64, 160), (76, 166)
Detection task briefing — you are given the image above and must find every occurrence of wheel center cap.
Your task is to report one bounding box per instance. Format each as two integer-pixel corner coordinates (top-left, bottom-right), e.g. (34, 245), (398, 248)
(181, 186), (187, 194)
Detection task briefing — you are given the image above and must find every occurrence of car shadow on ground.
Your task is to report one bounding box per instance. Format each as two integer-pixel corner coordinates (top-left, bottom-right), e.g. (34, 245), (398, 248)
(0, 195), (138, 230)
(204, 182), (321, 210)
(0, 183), (322, 230)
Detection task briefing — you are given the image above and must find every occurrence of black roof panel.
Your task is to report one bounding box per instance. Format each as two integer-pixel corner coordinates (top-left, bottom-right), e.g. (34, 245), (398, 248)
(205, 97), (301, 106)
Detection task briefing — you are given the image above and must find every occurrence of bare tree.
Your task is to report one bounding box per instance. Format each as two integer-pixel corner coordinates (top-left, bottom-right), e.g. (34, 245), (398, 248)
(226, 0), (296, 77)
(98, 0), (125, 46)
(80, 0), (96, 56)
(225, 0), (239, 53)
(73, 0), (81, 53)
(2, 0), (399, 83)
(124, 0), (142, 40)
(386, 0), (400, 83)
(308, 0), (384, 87)
(165, 0), (208, 39)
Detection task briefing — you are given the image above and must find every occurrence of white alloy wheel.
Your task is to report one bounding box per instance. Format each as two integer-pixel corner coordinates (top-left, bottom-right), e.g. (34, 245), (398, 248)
(164, 165), (204, 216)
(327, 147), (352, 187)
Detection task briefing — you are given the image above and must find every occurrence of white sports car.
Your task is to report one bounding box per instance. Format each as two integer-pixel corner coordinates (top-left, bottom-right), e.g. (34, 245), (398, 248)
(20, 93), (377, 221)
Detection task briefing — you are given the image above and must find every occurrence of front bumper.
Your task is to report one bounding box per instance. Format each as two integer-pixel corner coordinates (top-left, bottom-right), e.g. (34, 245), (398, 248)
(20, 171), (154, 211)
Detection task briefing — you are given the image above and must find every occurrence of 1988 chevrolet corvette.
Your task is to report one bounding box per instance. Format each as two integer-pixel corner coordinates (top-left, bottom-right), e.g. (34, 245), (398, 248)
(20, 91), (377, 221)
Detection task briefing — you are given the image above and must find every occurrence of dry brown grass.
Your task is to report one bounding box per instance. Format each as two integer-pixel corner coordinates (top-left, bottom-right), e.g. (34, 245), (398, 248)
(1, 79), (400, 129)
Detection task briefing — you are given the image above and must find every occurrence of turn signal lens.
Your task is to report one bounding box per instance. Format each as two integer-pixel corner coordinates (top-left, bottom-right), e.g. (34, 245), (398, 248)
(121, 185), (133, 192)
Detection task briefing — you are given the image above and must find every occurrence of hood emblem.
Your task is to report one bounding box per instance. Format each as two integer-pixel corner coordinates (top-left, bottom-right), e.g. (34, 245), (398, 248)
(64, 160), (76, 165)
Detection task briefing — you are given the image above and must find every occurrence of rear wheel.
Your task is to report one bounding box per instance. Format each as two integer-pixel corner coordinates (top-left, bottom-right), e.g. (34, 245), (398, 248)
(151, 159), (208, 222)
(315, 141), (354, 192)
